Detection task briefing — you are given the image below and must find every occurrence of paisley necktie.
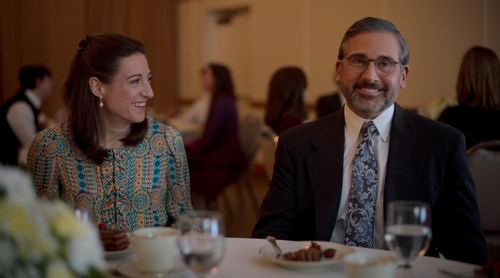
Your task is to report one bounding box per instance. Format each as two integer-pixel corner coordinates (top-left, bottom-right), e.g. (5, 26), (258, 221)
(345, 121), (379, 248)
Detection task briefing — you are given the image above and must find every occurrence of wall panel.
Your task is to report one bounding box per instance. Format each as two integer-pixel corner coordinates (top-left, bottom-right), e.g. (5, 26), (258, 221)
(0, 0), (177, 118)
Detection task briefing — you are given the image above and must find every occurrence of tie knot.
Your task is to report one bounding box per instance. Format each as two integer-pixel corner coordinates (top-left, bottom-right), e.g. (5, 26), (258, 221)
(361, 121), (378, 139)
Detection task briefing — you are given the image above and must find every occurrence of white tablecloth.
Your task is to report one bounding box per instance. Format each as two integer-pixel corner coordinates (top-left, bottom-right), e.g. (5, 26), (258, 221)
(108, 237), (479, 277)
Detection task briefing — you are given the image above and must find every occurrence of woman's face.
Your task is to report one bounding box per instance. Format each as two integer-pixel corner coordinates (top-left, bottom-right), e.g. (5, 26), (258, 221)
(201, 67), (214, 92)
(101, 53), (153, 125)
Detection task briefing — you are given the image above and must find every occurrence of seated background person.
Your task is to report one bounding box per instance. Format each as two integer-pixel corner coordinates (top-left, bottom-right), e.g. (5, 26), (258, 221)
(438, 46), (500, 149)
(185, 63), (245, 208)
(264, 66), (308, 135)
(168, 67), (212, 142)
(0, 65), (52, 166)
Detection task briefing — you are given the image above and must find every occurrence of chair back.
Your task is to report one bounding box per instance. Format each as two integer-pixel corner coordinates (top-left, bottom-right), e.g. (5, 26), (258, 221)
(239, 114), (262, 163)
(260, 130), (278, 180)
(467, 140), (500, 232)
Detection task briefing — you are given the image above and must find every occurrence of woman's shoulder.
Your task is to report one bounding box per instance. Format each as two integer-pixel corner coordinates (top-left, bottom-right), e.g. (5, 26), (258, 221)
(34, 122), (70, 143)
(30, 122), (73, 159)
(147, 117), (183, 141)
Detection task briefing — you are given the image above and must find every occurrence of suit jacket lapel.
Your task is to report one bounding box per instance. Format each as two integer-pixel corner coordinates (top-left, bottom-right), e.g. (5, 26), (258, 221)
(305, 111), (345, 240)
(384, 105), (427, 204)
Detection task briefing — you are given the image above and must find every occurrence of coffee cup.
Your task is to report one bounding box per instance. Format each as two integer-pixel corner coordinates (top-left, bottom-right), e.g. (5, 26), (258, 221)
(128, 227), (179, 273)
(343, 252), (396, 278)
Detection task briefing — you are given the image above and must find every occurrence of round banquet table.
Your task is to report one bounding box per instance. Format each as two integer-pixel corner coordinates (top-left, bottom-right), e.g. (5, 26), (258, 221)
(107, 237), (479, 278)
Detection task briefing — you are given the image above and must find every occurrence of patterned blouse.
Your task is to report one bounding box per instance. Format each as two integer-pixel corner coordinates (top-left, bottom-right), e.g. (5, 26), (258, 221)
(28, 118), (192, 231)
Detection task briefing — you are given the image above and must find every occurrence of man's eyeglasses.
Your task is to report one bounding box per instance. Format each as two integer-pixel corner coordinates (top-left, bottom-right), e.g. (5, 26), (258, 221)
(344, 55), (400, 74)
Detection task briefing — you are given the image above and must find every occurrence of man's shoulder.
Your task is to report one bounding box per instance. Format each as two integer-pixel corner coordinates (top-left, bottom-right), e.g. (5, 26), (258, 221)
(397, 106), (462, 141)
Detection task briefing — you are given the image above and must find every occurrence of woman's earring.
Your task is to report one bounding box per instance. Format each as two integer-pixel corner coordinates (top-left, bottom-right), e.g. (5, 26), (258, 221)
(99, 97), (103, 108)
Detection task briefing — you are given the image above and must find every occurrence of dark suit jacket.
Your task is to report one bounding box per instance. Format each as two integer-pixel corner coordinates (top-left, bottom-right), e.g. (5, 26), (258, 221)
(253, 104), (488, 265)
(316, 92), (342, 119)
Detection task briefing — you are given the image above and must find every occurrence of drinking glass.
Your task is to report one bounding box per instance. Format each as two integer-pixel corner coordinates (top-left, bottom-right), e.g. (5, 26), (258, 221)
(384, 201), (431, 269)
(73, 204), (96, 226)
(176, 210), (225, 278)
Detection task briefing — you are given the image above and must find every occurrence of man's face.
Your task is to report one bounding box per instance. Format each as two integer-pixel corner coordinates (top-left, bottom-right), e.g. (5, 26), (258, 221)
(335, 32), (409, 119)
(37, 75), (53, 98)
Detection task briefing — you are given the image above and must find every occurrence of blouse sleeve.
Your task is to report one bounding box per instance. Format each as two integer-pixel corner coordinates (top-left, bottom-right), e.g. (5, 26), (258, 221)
(165, 127), (193, 219)
(27, 129), (61, 200)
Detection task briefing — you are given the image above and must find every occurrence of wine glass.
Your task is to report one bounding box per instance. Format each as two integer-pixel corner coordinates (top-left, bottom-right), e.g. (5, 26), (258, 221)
(176, 210), (225, 278)
(73, 203), (96, 226)
(384, 201), (431, 270)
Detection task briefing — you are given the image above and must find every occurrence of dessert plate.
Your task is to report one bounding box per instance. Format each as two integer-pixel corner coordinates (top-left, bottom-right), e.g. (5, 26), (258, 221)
(258, 241), (354, 270)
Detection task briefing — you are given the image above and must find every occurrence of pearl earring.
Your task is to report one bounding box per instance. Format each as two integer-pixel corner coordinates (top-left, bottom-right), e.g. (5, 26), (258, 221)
(99, 97), (103, 108)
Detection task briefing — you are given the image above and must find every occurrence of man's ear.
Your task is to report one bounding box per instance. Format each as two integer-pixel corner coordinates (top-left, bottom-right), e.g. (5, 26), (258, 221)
(88, 77), (105, 98)
(399, 65), (410, 88)
(335, 61), (343, 83)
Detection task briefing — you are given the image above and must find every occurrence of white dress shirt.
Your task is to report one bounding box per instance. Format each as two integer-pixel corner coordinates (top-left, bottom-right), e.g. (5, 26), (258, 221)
(6, 90), (41, 165)
(330, 104), (394, 249)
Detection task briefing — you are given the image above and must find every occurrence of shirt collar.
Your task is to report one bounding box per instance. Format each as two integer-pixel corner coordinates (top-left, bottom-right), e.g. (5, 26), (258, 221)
(344, 104), (394, 142)
(25, 89), (42, 109)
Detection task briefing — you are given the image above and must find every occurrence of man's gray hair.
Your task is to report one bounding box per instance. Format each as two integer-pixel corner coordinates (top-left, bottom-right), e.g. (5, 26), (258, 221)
(338, 17), (409, 65)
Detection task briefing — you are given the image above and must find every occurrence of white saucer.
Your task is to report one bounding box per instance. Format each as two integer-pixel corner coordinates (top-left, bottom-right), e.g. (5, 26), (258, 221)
(105, 247), (135, 260)
(116, 259), (188, 278)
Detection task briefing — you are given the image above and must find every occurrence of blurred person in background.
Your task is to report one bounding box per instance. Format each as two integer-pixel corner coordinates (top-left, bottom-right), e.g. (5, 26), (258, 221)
(0, 65), (52, 166)
(168, 67), (212, 142)
(438, 46), (500, 149)
(316, 70), (343, 119)
(28, 33), (192, 251)
(264, 66), (308, 135)
(185, 63), (245, 208)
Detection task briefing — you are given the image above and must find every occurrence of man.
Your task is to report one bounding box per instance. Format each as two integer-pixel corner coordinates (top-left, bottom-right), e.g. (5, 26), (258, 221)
(316, 70), (344, 119)
(253, 17), (488, 265)
(316, 91), (342, 119)
(0, 65), (52, 165)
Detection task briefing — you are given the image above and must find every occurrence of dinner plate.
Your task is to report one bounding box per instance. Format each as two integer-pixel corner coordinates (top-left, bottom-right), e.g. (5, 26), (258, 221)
(105, 246), (135, 260)
(116, 259), (187, 278)
(258, 241), (354, 270)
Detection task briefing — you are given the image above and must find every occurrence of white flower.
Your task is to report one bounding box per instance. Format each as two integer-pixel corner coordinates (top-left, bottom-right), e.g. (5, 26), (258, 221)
(67, 219), (105, 274)
(0, 165), (106, 278)
(0, 165), (36, 205)
(46, 260), (75, 278)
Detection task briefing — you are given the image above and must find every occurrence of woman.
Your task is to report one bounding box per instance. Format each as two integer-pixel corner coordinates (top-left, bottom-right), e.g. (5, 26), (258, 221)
(265, 66), (308, 135)
(28, 34), (192, 239)
(438, 46), (500, 149)
(185, 63), (245, 206)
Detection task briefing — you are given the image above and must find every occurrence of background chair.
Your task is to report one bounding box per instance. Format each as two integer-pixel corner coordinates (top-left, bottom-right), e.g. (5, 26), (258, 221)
(260, 129), (278, 181)
(235, 113), (263, 216)
(467, 140), (500, 259)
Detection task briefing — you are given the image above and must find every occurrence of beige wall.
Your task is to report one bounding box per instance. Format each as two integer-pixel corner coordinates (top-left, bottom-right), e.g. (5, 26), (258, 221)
(178, 0), (500, 112)
(0, 0), (177, 118)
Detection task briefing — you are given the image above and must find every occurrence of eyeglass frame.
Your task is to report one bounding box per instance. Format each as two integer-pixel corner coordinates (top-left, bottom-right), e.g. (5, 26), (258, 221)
(342, 54), (401, 74)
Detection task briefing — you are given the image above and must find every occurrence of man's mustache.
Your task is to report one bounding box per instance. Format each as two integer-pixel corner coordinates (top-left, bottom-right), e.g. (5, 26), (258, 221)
(354, 81), (385, 91)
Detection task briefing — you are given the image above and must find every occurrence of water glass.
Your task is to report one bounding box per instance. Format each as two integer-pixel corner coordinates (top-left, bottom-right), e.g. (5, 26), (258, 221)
(384, 201), (431, 269)
(176, 210), (225, 278)
(73, 204), (96, 226)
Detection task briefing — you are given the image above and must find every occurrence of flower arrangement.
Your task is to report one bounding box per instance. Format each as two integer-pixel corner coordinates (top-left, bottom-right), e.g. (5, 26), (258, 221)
(0, 165), (106, 278)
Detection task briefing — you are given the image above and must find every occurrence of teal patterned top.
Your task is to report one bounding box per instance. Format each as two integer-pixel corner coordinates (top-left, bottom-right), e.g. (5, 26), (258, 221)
(28, 118), (192, 231)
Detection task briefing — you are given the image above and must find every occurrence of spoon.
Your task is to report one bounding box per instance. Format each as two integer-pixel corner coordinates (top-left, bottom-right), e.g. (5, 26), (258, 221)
(266, 236), (282, 257)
